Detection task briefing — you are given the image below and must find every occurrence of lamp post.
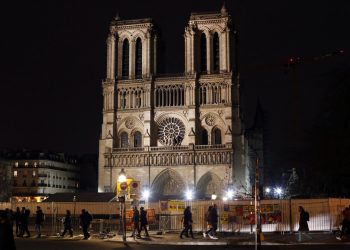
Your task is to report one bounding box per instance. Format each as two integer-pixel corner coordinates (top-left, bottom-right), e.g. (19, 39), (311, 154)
(254, 157), (261, 250)
(118, 168), (127, 242)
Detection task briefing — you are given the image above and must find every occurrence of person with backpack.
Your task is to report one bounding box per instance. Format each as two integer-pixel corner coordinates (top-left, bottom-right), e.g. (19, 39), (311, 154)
(35, 206), (45, 238)
(297, 206), (312, 242)
(79, 209), (92, 240)
(0, 210), (16, 250)
(60, 210), (73, 238)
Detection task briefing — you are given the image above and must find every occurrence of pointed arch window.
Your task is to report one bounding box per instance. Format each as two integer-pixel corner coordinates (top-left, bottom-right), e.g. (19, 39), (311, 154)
(135, 38), (142, 78)
(201, 129), (208, 145)
(213, 33), (220, 73)
(212, 128), (222, 145)
(134, 131), (142, 148)
(122, 39), (129, 78)
(200, 33), (207, 73)
(120, 132), (128, 148)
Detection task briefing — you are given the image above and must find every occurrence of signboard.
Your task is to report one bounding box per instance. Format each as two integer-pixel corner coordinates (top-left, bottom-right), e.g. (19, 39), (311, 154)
(130, 181), (140, 195)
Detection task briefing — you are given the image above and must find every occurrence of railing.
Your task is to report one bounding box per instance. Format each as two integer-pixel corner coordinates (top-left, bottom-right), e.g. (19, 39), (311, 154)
(106, 144), (233, 167)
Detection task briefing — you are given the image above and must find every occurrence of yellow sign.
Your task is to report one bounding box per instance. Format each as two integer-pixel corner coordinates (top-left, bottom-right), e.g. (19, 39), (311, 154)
(116, 178), (134, 195)
(168, 200), (186, 212)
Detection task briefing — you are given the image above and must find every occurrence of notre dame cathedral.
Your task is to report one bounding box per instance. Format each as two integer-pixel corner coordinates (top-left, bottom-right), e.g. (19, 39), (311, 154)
(98, 5), (256, 200)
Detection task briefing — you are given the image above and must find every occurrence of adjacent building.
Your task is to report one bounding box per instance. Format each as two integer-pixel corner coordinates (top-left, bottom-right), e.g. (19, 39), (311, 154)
(98, 5), (254, 200)
(1, 150), (79, 202)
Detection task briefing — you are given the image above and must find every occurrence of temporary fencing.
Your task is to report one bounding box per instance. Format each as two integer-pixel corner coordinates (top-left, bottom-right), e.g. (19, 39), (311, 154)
(1, 198), (349, 236)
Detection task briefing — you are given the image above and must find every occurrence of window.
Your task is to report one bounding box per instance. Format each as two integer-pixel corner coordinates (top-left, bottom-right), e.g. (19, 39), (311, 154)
(34, 162), (37, 167)
(13, 171), (18, 177)
(32, 171), (36, 177)
(22, 180), (27, 187)
(122, 39), (129, 78)
(120, 132), (128, 148)
(200, 33), (207, 73)
(135, 38), (142, 78)
(213, 32), (220, 72)
(201, 129), (208, 145)
(212, 128), (222, 145)
(15, 162), (18, 167)
(24, 162), (28, 167)
(134, 131), (142, 147)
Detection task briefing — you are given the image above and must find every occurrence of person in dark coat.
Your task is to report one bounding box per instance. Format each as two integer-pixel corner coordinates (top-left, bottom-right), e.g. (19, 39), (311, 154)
(130, 206), (141, 238)
(60, 210), (73, 237)
(35, 206), (44, 238)
(79, 209), (92, 240)
(203, 205), (213, 238)
(297, 206), (312, 242)
(180, 206), (194, 239)
(19, 208), (30, 238)
(14, 207), (21, 237)
(336, 206), (350, 240)
(0, 210), (16, 250)
(139, 207), (149, 237)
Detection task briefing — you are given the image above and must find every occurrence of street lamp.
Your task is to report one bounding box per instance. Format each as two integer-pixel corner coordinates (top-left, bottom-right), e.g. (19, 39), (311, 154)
(142, 188), (150, 209)
(186, 190), (193, 201)
(118, 168), (127, 242)
(211, 193), (217, 200)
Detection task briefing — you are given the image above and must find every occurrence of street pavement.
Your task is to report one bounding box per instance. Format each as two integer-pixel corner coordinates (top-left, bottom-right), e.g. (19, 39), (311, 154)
(14, 231), (350, 250)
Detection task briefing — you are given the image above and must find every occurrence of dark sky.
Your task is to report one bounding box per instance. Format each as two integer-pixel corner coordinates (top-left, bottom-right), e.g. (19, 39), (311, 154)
(1, 0), (350, 173)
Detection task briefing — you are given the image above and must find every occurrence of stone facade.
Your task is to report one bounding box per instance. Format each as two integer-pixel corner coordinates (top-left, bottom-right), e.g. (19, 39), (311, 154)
(99, 5), (250, 200)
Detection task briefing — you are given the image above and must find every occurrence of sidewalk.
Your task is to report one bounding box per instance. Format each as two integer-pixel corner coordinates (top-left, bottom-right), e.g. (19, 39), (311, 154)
(105, 231), (350, 246)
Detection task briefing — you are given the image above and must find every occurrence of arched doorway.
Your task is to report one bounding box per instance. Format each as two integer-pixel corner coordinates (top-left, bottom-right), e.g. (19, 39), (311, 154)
(196, 172), (223, 199)
(151, 168), (185, 200)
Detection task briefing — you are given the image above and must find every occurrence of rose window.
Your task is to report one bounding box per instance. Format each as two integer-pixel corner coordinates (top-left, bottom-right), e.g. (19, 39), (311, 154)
(158, 117), (185, 146)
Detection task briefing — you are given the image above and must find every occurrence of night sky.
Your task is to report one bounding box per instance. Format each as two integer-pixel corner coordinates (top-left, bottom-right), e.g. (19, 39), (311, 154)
(1, 1), (350, 177)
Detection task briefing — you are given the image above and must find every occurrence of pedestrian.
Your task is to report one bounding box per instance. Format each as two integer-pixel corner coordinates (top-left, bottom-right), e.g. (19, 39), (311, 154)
(139, 207), (149, 237)
(35, 206), (45, 238)
(79, 209), (92, 240)
(180, 206), (194, 239)
(130, 206), (141, 238)
(19, 208), (30, 238)
(208, 204), (218, 239)
(336, 206), (350, 240)
(297, 206), (312, 242)
(203, 205), (213, 238)
(0, 210), (16, 250)
(60, 210), (73, 237)
(14, 207), (21, 237)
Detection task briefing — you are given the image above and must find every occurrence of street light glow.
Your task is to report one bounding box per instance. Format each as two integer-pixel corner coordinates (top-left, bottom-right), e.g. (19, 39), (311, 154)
(265, 187), (271, 193)
(186, 190), (193, 200)
(275, 187), (283, 195)
(211, 193), (217, 200)
(118, 168), (127, 183)
(226, 189), (234, 199)
(142, 189), (150, 200)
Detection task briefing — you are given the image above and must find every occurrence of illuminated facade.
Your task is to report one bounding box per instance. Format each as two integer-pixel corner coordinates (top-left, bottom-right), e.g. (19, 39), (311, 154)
(3, 151), (79, 202)
(99, 5), (250, 199)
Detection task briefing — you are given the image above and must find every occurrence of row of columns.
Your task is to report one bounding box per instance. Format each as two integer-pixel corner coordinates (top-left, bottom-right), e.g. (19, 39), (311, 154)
(184, 26), (231, 74)
(199, 83), (231, 105)
(106, 32), (156, 80)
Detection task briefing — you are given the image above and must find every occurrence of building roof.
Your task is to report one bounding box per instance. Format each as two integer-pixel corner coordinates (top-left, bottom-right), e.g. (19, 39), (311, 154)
(43, 192), (116, 202)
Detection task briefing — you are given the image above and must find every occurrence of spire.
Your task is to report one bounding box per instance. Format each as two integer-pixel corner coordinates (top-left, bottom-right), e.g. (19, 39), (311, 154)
(114, 12), (120, 21)
(221, 2), (227, 16)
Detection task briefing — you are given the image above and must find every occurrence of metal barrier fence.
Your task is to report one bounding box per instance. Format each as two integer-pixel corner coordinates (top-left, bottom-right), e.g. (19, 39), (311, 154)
(1, 198), (349, 236)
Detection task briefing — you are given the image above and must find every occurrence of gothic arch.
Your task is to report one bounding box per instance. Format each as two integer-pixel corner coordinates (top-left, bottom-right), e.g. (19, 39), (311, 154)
(196, 171), (223, 199)
(151, 168), (185, 200)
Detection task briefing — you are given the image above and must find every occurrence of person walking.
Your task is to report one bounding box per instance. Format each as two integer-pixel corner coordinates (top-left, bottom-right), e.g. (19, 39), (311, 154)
(79, 209), (92, 240)
(297, 206), (312, 242)
(336, 206), (350, 240)
(180, 206), (194, 239)
(14, 207), (21, 237)
(208, 204), (218, 239)
(203, 205), (213, 238)
(130, 206), (141, 238)
(60, 210), (73, 238)
(19, 208), (30, 238)
(139, 207), (149, 237)
(0, 210), (16, 250)
(35, 206), (45, 238)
